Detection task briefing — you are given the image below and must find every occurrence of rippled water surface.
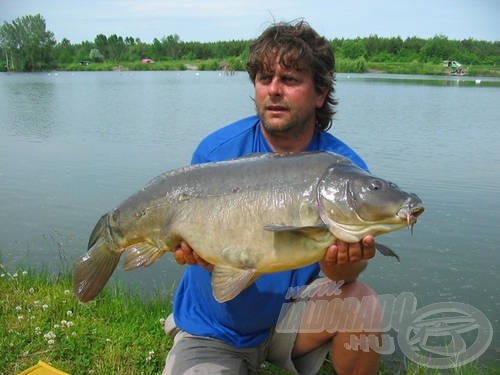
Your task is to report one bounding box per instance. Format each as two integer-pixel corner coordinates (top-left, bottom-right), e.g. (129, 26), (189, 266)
(1, 71), (499, 362)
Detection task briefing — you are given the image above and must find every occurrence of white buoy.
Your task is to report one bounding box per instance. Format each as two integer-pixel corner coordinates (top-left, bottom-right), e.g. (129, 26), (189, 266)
(475, 79), (481, 85)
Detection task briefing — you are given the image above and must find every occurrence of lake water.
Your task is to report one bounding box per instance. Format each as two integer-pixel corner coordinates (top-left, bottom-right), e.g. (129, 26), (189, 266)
(1, 71), (499, 363)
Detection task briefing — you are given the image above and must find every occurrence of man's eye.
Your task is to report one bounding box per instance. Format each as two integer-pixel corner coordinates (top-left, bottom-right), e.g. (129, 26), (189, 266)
(257, 74), (272, 83)
(282, 76), (299, 84)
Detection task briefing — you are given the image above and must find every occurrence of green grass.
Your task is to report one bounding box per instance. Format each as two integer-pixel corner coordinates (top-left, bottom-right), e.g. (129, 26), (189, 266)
(0, 265), (172, 374)
(1, 264), (497, 374)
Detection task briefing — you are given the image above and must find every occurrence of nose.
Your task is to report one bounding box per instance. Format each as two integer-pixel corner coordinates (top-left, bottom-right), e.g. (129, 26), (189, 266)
(268, 76), (282, 96)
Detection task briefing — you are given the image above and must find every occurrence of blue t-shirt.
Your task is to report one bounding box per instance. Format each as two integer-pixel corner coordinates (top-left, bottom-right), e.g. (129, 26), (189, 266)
(173, 115), (368, 348)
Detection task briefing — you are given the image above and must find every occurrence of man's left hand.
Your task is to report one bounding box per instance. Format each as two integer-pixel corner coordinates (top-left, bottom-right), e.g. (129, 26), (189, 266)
(322, 235), (376, 265)
(319, 235), (376, 282)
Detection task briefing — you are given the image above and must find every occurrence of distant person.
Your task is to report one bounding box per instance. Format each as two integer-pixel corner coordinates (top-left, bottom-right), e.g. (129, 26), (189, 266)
(163, 20), (381, 375)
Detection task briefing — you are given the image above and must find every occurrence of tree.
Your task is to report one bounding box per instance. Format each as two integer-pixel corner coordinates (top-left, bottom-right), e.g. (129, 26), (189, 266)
(54, 38), (74, 64)
(89, 48), (104, 62)
(0, 14), (55, 71)
(94, 33), (108, 59)
(107, 34), (125, 62)
(420, 34), (457, 62)
(162, 34), (180, 59)
(341, 39), (367, 59)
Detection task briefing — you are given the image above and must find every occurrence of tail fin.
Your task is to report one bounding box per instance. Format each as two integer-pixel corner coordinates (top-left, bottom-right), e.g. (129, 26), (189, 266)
(74, 215), (121, 302)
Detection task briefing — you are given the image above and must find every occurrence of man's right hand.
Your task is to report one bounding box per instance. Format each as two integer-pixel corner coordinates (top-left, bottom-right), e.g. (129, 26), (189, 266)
(172, 241), (214, 271)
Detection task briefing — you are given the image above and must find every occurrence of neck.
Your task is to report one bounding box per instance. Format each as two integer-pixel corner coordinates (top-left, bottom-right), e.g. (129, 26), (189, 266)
(260, 123), (316, 153)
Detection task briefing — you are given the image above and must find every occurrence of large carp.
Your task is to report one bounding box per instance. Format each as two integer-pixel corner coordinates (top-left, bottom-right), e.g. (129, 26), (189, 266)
(74, 152), (423, 303)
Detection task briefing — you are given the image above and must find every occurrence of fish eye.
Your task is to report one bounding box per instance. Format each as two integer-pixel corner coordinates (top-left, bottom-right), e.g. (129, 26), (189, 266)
(369, 180), (382, 191)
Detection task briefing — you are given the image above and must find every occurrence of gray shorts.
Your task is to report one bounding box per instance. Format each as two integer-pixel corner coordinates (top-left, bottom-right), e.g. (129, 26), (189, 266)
(162, 279), (330, 375)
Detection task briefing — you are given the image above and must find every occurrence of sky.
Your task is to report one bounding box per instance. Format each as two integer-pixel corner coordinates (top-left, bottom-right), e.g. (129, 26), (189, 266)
(1, 0), (499, 44)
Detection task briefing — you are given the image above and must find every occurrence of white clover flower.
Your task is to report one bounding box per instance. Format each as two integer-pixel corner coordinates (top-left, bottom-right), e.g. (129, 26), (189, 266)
(64, 290), (71, 296)
(53, 324), (60, 329)
(12, 272), (18, 278)
(35, 327), (41, 335)
(15, 305), (22, 312)
(42, 304), (48, 310)
(17, 315), (24, 320)
(71, 331), (76, 336)
(22, 271), (28, 276)
(44, 331), (56, 342)
(66, 321), (74, 328)
(66, 310), (73, 316)
(33, 300), (40, 306)
(159, 318), (166, 325)
(106, 338), (112, 343)
(47, 339), (55, 345)
(29, 288), (35, 294)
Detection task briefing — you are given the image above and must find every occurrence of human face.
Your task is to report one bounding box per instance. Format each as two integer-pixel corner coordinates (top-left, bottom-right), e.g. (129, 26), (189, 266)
(255, 63), (327, 138)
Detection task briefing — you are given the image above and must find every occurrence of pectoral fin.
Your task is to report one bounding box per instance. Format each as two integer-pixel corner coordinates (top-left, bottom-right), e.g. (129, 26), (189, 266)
(123, 242), (164, 270)
(211, 265), (257, 303)
(375, 243), (400, 262)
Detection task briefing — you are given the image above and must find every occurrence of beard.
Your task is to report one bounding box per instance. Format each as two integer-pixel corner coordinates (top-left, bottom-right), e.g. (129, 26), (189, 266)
(257, 102), (315, 138)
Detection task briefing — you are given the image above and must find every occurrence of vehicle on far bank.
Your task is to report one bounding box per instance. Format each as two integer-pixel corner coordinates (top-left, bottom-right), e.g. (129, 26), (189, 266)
(443, 60), (465, 75)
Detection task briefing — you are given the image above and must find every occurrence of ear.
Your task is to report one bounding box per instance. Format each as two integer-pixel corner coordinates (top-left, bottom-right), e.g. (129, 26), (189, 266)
(315, 88), (329, 108)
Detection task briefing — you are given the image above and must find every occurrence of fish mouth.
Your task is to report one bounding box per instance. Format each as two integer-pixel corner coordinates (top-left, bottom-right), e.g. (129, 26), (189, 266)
(397, 199), (425, 234)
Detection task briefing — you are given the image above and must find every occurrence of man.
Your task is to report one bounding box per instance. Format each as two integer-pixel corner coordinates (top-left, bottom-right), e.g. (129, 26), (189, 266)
(163, 21), (381, 375)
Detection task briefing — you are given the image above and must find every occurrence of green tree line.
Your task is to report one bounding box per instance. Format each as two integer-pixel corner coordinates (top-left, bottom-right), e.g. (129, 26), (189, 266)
(1, 14), (499, 72)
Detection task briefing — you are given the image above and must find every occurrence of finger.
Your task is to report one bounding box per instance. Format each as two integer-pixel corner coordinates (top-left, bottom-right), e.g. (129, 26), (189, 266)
(348, 241), (363, 262)
(180, 241), (197, 265)
(362, 235), (376, 259)
(336, 240), (349, 264)
(322, 244), (338, 265)
(173, 248), (186, 265)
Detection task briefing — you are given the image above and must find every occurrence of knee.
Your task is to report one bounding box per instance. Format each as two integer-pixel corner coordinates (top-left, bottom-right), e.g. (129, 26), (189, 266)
(339, 281), (382, 332)
(341, 280), (378, 301)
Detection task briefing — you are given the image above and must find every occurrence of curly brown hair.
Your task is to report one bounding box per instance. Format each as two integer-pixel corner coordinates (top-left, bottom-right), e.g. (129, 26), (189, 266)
(246, 20), (337, 131)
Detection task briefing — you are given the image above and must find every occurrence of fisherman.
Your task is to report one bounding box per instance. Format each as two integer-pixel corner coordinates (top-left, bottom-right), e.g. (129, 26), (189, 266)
(164, 20), (381, 375)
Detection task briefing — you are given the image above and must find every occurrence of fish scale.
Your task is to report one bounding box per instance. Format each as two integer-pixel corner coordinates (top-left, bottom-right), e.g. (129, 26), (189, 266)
(74, 152), (424, 303)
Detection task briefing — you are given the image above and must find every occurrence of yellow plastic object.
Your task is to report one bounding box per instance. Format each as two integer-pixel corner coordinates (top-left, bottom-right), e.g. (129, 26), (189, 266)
(18, 360), (69, 375)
